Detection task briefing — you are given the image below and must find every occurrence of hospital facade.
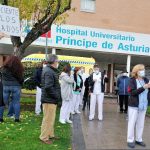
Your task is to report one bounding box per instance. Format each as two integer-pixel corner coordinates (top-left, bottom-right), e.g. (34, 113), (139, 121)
(1, 0), (150, 93)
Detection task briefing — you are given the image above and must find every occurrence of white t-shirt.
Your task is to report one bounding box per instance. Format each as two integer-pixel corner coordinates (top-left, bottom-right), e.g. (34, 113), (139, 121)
(93, 72), (102, 94)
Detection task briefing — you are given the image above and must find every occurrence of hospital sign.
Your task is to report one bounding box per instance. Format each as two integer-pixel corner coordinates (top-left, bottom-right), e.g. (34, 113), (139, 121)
(51, 24), (150, 56)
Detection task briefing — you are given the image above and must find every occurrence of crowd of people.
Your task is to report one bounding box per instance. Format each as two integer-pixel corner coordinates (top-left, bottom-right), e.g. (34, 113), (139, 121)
(0, 55), (150, 148)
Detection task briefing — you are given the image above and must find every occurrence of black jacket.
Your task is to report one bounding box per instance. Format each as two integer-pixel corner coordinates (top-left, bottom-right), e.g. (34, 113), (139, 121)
(84, 77), (90, 98)
(89, 72), (106, 93)
(73, 74), (83, 92)
(34, 67), (42, 88)
(41, 65), (61, 104)
(128, 77), (150, 107)
(2, 68), (23, 86)
(0, 72), (4, 106)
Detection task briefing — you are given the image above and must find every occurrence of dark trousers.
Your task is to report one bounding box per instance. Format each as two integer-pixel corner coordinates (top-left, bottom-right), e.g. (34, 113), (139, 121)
(119, 95), (128, 112)
(82, 96), (90, 111)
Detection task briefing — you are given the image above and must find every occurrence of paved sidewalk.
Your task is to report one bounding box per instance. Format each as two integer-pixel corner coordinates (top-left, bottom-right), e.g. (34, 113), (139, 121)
(72, 98), (150, 150)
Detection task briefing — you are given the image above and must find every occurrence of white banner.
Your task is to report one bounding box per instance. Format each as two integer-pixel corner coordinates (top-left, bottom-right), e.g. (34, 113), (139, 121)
(0, 5), (20, 36)
(51, 24), (150, 56)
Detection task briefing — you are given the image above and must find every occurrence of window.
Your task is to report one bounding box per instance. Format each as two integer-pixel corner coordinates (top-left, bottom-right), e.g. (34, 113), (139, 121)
(80, 0), (96, 13)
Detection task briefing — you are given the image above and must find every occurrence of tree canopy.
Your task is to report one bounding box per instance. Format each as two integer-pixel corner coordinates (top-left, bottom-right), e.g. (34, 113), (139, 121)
(0, 0), (72, 58)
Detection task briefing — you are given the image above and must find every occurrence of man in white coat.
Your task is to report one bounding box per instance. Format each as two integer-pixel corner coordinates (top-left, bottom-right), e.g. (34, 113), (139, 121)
(89, 64), (107, 121)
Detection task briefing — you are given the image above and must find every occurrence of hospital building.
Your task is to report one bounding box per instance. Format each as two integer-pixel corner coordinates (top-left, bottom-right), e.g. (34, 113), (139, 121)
(1, 0), (150, 93)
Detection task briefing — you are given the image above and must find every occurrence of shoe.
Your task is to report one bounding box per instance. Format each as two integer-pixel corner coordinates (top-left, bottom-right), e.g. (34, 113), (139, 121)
(82, 108), (85, 111)
(89, 118), (94, 121)
(135, 141), (146, 147)
(75, 110), (81, 114)
(120, 110), (123, 113)
(50, 136), (60, 140)
(66, 120), (73, 124)
(15, 119), (20, 122)
(98, 119), (103, 121)
(7, 115), (15, 118)
(0, 119), (4, 123)
(35, 113), (40, 116)
(124, 111), (127, 114)
(40, 139), (52, 145)
(71, 112), (75, 115)
(59, 120), (66, 124)
(127, 142), (135, 148)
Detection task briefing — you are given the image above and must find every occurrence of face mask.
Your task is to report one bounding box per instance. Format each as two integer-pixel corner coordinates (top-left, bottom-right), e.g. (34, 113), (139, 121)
(95, 70), (99, 74)
(43, 64), (47, 68)
(138, 70), (145, 77)
(81, 69), (84, 74)
(78, 70), (81, 74)
(56, 63), (59, 69)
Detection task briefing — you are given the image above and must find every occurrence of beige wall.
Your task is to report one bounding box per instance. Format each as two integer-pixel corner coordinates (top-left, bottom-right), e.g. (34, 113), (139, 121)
(66, 0), (150, 34)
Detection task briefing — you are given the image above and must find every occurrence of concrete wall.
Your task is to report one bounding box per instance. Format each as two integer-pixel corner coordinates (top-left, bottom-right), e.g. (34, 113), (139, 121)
(66, 0), (150, 34)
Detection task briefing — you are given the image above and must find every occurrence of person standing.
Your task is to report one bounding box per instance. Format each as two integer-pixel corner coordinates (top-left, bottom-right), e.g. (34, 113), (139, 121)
(0, 56), (24, 123)
(34, 63), (42, 115)
(71, 67), (83, 114)
(89, 64), (106, 121)
(39, 55), (60, 145)
(34, 61), (47, 115)
(82, 68), (93, 111)
(59, 64), (74, 124)
(79, 67), (88, 106)
(127, 64), (150, 148)
(117, 70), (130, 113)
(0, 71), (4, 110)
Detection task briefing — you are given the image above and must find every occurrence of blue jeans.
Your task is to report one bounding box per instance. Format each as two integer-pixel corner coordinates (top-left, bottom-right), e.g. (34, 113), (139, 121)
(0, 86), (21, 119)
(7, 101), (15, 117)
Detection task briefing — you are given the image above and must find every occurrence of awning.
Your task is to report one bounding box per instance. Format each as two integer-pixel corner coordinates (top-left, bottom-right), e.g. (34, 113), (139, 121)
(22, 54), (95, 66)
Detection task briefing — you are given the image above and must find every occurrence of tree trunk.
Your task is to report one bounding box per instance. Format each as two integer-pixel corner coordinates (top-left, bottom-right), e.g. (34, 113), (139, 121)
(13, 46), (25, 59)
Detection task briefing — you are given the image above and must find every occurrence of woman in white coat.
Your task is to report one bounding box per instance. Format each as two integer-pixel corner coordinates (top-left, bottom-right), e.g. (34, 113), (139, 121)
(127, 64), (150, 148)
(59, 64), (74, 124)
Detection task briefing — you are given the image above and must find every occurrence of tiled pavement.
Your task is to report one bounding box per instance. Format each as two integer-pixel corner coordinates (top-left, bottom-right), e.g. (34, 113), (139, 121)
(72, 98), (150, 150)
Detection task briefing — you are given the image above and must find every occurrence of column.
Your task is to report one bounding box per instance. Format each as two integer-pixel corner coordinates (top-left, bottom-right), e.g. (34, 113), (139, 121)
(107, 64), (114, 93)
(110, 63), (114, 93)
(126, 55), (131, 77)
(52, 48), (56, 54)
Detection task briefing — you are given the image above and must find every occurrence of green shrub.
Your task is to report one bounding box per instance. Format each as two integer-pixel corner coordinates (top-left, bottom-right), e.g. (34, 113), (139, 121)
(22, 61), (69, 90)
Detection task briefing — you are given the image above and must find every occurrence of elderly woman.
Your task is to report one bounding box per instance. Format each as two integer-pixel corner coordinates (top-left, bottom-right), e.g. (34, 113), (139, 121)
(127, 64), (150, 148)
(59, 64), (74, 124)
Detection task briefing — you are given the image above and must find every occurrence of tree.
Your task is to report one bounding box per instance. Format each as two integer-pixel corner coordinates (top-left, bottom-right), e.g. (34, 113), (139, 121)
(1, 0), (72, 58)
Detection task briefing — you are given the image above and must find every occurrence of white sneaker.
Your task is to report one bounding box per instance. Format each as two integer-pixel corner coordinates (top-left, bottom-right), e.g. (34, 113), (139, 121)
(75, 110), (81, 114)
(66, 120), (73, 124)
(35, 113), (40, 116)
(71, 112), (75, 115)
(59, 120), (66, 124)
(89, 118), (94, 121)
(98, 119), (103, 121)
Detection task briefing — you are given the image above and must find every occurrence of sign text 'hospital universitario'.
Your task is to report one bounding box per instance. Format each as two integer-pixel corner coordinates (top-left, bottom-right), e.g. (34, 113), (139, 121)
(51, 24), (150, 56)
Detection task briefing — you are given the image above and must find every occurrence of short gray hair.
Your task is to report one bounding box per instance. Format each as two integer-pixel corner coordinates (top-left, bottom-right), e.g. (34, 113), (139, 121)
(47, 54), (58, 64)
